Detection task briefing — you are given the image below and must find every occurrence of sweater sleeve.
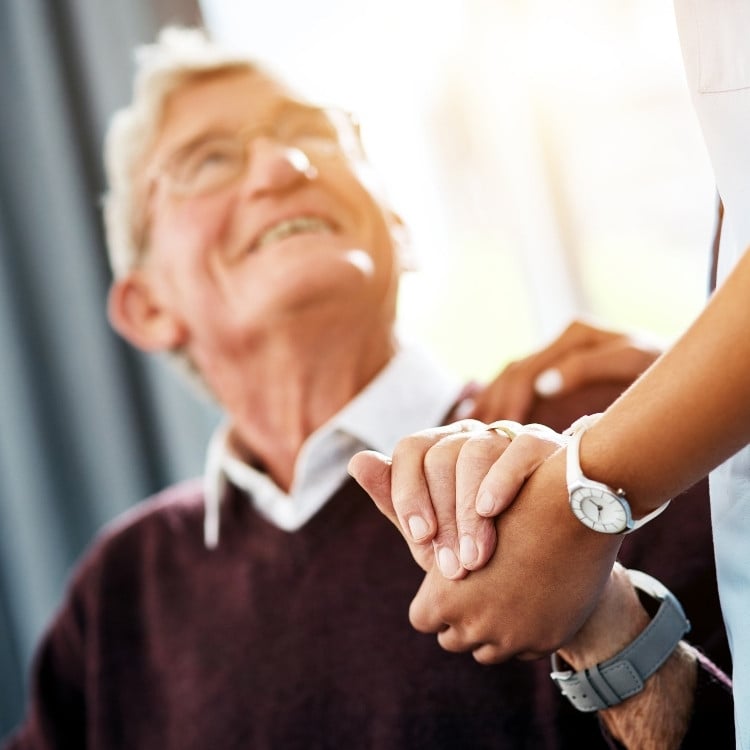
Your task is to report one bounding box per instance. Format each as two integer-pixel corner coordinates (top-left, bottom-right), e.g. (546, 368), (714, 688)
(2, 577), (89, 749)
(679, 649), (735, 749)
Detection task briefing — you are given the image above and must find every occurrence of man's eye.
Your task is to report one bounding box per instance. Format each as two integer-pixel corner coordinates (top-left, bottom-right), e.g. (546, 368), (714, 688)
(200, 149), (233, 167)
(174, 142), (240, 186)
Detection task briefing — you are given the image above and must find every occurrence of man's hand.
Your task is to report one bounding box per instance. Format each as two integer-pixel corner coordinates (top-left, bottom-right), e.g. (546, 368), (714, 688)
(467, 320), (662, 423)
(349, 421), (563, 578)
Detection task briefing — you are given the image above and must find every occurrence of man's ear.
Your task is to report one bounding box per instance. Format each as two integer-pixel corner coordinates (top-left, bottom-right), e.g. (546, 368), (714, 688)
(390, 212), (419, 272)
(107, 271), (187, 352)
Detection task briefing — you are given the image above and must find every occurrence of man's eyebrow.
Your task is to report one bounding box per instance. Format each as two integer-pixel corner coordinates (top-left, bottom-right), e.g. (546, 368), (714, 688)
(272, 100), (326, 119)
(161, 101), (324, 166)
(162, 128), (237, 167)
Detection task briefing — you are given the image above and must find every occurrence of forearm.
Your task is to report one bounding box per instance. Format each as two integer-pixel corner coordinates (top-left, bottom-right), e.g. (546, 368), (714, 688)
(579, 247), (750, 516)
(557, 567), (696, 749)
(598, 644), (697, 749)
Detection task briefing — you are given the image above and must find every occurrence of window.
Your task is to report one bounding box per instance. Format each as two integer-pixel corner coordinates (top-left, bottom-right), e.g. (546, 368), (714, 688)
(201, 0), (715, 380)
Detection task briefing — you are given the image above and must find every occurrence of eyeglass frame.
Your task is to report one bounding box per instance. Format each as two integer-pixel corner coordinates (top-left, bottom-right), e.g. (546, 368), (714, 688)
(131, 104), (365, 259)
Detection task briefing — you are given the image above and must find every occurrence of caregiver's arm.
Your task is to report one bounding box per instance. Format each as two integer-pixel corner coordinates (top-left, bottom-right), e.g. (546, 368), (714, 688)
(350, 249), (750, 657)
(562, 246), (750, 522)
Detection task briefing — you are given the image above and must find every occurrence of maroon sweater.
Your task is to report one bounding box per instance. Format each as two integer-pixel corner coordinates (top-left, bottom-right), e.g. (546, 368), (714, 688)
(5, 384), (733, 749)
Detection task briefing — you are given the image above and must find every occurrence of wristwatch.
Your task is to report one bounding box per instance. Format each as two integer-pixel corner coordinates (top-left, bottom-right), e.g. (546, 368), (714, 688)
(549, 568), (691, 712)
(565, 414), (670, 534)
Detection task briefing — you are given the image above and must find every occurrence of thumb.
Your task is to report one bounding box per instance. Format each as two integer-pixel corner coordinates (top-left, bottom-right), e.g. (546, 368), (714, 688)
(348, 450), (398, 527)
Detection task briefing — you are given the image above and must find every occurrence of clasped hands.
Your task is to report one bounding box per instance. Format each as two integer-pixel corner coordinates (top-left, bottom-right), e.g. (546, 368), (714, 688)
(355, 418), (568, 579)
(346, 319), (663, 662)
(348, 417), (626, 662)
(349, 417), (626, 663)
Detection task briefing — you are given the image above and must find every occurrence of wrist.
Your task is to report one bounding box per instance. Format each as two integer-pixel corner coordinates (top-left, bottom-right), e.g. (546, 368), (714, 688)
(572, 416), (671, 524)
(557, 565), (648, 669)
(551, 568), (691, 713)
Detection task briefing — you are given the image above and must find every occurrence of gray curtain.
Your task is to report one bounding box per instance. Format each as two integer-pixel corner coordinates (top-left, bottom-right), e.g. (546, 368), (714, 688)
(0, 0), (217, 734)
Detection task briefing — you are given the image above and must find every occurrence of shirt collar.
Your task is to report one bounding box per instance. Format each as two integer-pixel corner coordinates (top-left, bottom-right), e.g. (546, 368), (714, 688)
(332, 343), (462, 455)
(202, 342), (463, 547)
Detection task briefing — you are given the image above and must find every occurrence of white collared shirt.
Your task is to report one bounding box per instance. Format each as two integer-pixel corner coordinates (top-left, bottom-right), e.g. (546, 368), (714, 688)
(202, 344), (464, 546)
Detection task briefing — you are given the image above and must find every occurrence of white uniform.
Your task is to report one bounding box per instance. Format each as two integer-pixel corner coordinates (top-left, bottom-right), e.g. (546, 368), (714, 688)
(674, 1), (750, 745)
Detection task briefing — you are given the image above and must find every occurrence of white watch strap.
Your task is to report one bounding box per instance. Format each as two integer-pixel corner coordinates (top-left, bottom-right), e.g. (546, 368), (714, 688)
(565, 414), (600, 488)
(565, 414), (671, 533)
(629, 499), (671, 531)
(549, 569), (690, 712)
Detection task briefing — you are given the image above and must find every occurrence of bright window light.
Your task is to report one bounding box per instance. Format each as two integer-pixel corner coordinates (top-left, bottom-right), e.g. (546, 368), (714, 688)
(200, 0), (715, 381)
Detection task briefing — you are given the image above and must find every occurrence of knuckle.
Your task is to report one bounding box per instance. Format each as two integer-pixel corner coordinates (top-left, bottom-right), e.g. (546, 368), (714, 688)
(423, 440), (462, 480)
(514, 429), (560, 454)
(436, 629), (468, 654)
(458, 433), (499, 464)
(421, 457), (447, 485)
(564, 355), (584, 380)
(409, 589), (446, 633)
(393, 433), (432, 458)
(472, 645), (502, 665)
(408, 599), (431, 632)
(428, 435), (464, 456)
(510, 431), (535, 448)
(454, 418), (486, 432)
(511, 432), (544, 455)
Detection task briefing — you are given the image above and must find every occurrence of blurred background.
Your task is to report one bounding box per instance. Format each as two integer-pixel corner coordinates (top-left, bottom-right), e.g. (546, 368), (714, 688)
(0, 0), (716, 732)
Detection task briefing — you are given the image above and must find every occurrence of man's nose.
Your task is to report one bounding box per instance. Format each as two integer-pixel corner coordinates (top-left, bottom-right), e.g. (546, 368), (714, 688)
(238, 137), (317, 198)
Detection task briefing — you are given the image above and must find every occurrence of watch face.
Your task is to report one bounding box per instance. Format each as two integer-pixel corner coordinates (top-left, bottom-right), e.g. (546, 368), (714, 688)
(570, 486), (629, 533)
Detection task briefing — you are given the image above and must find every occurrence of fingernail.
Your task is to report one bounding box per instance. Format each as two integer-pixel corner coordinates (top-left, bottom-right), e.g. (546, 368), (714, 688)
(476, 491), (495, 516)
(437, 547), (460, 578)
(408, 515), (429, 541)
(534, 368), (563, 397)
(459, 535), (478, 567)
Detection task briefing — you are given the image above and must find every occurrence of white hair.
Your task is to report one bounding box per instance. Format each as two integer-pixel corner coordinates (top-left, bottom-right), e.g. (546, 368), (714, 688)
(102, 26), (270, 278)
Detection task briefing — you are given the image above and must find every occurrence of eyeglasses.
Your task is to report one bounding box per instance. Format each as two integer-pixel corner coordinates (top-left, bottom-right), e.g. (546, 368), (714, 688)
(161, 105), (364, 197)
(133, 105), (364, 253)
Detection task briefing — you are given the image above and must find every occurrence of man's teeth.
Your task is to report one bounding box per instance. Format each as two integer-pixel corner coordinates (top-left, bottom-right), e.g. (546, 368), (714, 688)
(256, 217), (333, 249)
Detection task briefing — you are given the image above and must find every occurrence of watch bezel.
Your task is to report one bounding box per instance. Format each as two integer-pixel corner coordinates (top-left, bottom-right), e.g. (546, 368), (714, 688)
(565, 413), (672, 535)
(569, 479), (634, 534)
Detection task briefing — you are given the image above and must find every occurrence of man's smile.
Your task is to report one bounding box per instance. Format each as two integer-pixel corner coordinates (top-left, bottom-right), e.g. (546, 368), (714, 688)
(253, 215), (335, 252)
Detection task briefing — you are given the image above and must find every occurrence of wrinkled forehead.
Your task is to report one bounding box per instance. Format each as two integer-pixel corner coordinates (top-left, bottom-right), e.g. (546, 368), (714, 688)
(148, 68), (307, 167)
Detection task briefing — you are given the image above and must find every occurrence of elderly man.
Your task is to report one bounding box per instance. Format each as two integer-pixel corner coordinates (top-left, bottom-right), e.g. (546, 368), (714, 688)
(4, 27), (732, 750)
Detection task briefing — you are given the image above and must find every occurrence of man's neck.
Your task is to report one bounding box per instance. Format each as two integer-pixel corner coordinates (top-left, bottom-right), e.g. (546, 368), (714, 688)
(213, 332), (396, 491)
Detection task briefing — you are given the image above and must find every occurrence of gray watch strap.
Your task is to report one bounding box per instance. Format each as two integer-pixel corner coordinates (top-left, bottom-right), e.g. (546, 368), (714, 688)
(549, 569), (691, 712)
